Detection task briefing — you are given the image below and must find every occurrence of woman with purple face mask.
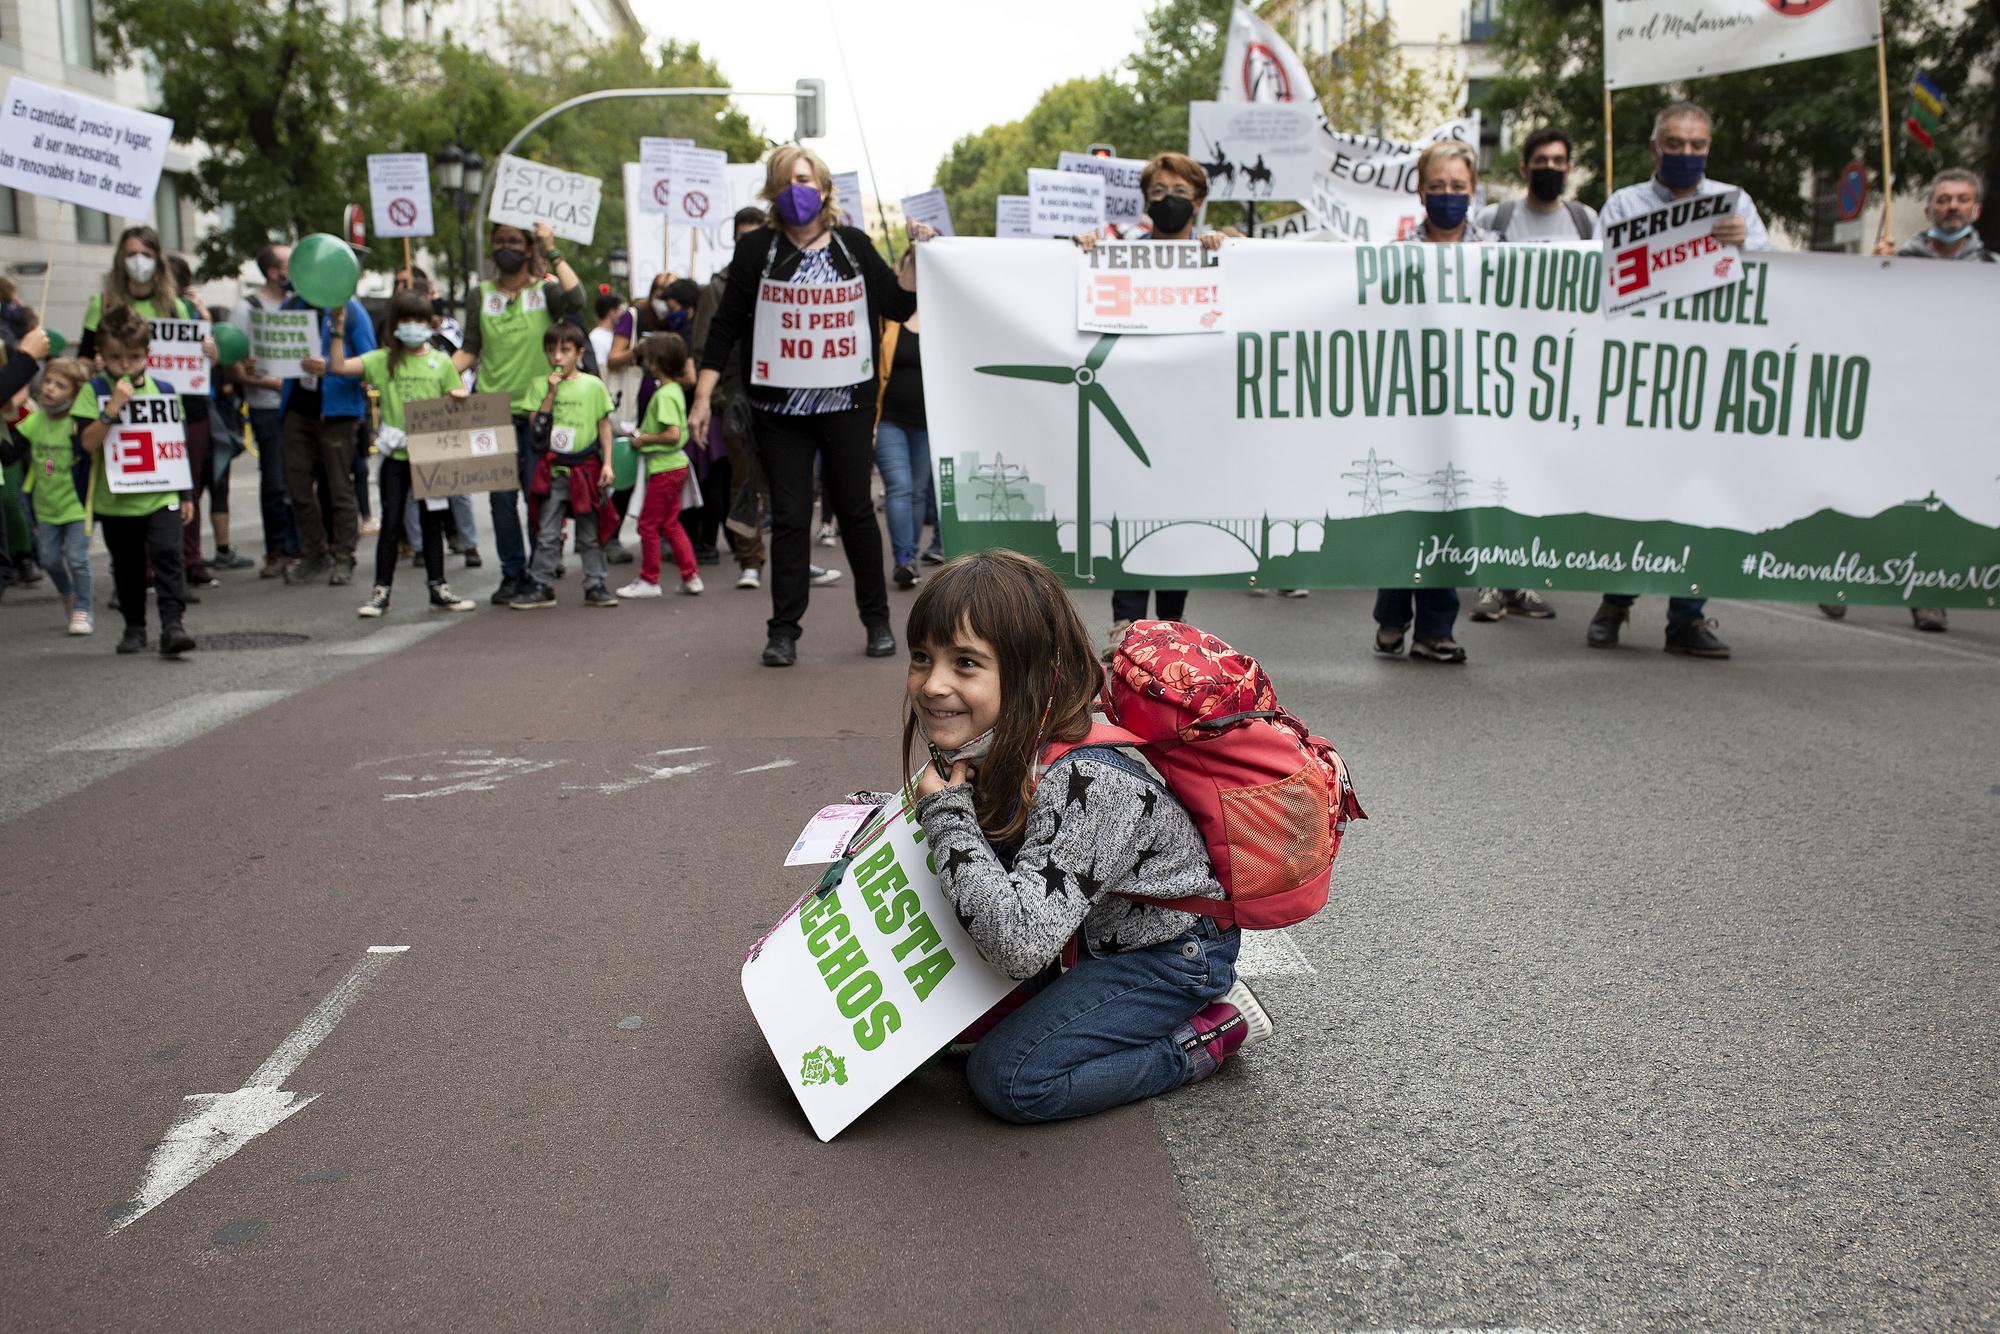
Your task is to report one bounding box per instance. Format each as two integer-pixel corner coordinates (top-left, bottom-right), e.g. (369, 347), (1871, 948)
(694, 145), (935, 668)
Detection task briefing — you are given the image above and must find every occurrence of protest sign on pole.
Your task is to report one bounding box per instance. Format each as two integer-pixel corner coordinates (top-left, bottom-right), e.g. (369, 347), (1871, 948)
(101, 395), (191, 495)
(624, 162), (760, 291)
(919, 236), (2000, 606)
(899, 187), (954, 237)
(406, 392), (519, 499)
(742, 799), (1016, 1142)
(995, 195), (1033, 238)
(1602, 188), (1745, 317)
(1076, 242), (1224, 335)
(1056, 151), (1145, 226)
(0, 77), (172, 217)
(1188, 101), (1317, 202)
(1027, 168), (1105, 238)
(636, 136), (690, 217)
(489, 153), (601, 245)
(669, 144), (728, 227)
(145, 318), (211, 395)
(1603, 0), (1880, 89)
(830, 170), (865, 229)
(245, 307), (320, 381)
(367, 153), (434, 239)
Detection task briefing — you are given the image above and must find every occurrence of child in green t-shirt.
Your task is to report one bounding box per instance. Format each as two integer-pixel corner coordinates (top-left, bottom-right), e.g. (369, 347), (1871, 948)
(3, 356), (93, 634)
(513, 323), (617, 609)
(617, 333), (701, 600)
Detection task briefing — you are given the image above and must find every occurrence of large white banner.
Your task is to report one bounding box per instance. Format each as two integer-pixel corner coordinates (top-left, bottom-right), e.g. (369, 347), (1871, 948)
(0, 78), (172, 217)
(920, 238), (2000, 607)
(1604, 0), (1881, 90)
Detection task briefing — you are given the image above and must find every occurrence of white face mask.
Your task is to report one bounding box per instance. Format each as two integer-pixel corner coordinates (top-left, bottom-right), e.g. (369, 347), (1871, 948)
(123, 254), (158, 285)
(652, 299), (671, 321)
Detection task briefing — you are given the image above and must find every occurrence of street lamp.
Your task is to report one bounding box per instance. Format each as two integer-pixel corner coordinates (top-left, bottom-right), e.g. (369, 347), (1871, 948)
(608, 245), (629, 294)
(436, 143), (464, 194)
(437, 142), (486, 323)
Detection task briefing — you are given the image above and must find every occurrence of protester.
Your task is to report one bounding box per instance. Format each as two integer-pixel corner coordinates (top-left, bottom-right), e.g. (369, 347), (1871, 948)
(168, 254), (251, 575)
(692, 145), (933, 668)
(874, 313), (932, 591)
(0, 276), (32, 352)
(227, 244), (301, 578)
(324, 289), (477, 618)
(898, 550), (1270, 1123)
(1590, 102), (1766, 660)
(691, 205), (774, 591)
(1374, 141), (1487, 664)
(390, 267), (480, 572)
(452, 220), (585, 605)
(0, 325), (50, 601)
(513, 322), (617, 610)
(0, 341), (88, 631)
(77, 307), (195, 655)
(617, 333), (701, 599)
(1073, 151), (1226, 661)
(589, 292), (623, 377)
(279, 279), (374, 587)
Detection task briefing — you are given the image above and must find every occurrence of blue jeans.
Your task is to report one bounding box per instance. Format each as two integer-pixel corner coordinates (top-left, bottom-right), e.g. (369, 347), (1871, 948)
(34, 519), (92, 614)
(249, 407), (298, 558)
(966, 920), (1239, 1124)
(874, 419), (932, 566)
(1375, 587), (1459, 640)
(488, 414), (536, 578)
(1603, 593), (1706, 630)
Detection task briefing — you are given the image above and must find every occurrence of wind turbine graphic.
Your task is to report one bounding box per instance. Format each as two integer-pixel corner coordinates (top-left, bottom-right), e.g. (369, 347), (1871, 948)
(976, 334), (1149, 578)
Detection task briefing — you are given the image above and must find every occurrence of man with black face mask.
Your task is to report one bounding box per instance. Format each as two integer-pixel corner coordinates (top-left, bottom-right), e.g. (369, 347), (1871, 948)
(1476, 128), (1598, 243)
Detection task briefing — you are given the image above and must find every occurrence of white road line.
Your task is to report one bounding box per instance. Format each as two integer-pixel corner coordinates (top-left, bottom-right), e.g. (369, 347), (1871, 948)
(1726, 599), (2000, 664)
(55, 691), (287, 752)
(736, 758), (798, 774)
(561, 759), (714, 796)
(1236, 928), (1316, 978)
(324, 622), (455, 656)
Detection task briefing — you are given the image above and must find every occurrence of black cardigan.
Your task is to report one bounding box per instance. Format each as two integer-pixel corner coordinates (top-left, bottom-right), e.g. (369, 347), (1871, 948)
(698, 224), (916, 409)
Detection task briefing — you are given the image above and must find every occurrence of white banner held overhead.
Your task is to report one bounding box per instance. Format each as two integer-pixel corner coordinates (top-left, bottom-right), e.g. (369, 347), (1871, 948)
(1603, 0), (1881, 89)
(1602, 188), (1745, 317)
(1027, 168), (1105, 238)
(0, 77), (172, 217)
(1057, 151), (1146, 226)
(1189, 101), (1318, 202)
(367, 153), (434, 239)
(996, 195), (1033, 239)
(488, 153), (602, 245)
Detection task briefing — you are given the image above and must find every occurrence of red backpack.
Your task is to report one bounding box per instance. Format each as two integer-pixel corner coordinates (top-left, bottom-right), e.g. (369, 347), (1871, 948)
(1041, 620), (1364, 930)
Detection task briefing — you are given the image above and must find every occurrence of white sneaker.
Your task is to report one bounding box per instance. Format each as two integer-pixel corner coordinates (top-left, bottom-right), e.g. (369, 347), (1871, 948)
(816, 522), (837, 547)
(1217, 978), (1275, 1047)
(617, 579), (664, 599)
(809, 564), (842, 586)
(735, 567), (761, 590)
(358, 585), (390, 618)
(681, 575), (705, 595)
(68, 609), (94, 636)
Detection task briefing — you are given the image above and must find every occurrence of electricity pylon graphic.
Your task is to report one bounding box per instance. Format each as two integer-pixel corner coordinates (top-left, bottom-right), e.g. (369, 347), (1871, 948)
(971, 455), (1030, 521)
(1341, 449), (1405, 516)
(1425, 462), (1478, 511)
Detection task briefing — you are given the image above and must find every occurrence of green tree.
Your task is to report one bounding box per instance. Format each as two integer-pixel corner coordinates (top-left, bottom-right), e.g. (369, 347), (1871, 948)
(936, 77), (1140, 236)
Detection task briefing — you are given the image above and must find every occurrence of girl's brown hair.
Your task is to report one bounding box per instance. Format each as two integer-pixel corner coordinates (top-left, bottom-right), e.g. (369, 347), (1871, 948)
(638, 331), (689, 383)
(902, 550), (1102, 844)
(383, 289), (436, 373)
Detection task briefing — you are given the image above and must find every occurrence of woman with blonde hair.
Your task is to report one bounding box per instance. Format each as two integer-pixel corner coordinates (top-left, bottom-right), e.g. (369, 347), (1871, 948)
(692, 145), (936, 668)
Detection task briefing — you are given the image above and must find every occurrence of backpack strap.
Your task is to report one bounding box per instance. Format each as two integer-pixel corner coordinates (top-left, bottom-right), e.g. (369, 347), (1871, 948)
(1038, 722), (1145, 772)
(1565, 199), (1594, 239)
(1493, 199), (1516, 238)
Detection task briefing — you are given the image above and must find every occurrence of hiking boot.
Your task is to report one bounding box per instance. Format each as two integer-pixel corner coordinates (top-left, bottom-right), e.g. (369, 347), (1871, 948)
(584, 584), (620, 608)
(490, 573), (523, 606)
(463, 547), (483, 568)
(428, 583), (476, 612)
(285, 555), (332, 585)
(1470, 588), (1507, 622)
(865, 625), (897, 658)
(1664, 618), (1731, 658)
(358, 585), (391, 618)
(1912, 607), (1948, 633)
(1101, 618), (1134, 665)
(893, 562), (919, 590)
(158, 621), (195, 656)
(1411, 636), (1468, 663)
(1818, 603), (1848, 620)
(762, 634), (798, 667)
(809, 563), (842, 586)
(616, 579), (663, 599)
(1181, 977), (1274, 1079)
(736, 567), (761, 590)
(115, 626), (147, 654)
(328, 558), (355, 587)
(509, 582), (557, 610)
(1373, 624), (1405, 656)
(1508, 588), (1556, 619)
(1586, 601), (1628, 649)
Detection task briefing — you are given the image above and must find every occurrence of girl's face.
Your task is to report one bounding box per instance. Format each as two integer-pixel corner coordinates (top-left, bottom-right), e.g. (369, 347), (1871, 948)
(40, 372), (77, 409)
(908, 624), (1003, 752)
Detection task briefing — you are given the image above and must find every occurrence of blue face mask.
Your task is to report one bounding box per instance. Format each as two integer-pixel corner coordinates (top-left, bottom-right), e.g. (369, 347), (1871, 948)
(1927, 222), (1976, 243)
(1658, 153), (1706, 190)
(394, 323), (433, 347)
(1422, 193), (1470, 231)
(665, 309), (688, 332)
(776, 183), (823, 226)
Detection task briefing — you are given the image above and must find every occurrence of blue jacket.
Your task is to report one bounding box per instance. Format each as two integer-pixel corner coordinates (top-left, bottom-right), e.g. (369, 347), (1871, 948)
(277, 296), (375, 420)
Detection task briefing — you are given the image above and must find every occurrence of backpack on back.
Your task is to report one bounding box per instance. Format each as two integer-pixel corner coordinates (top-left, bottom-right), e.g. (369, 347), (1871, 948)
(1043, 620), (1364, 930)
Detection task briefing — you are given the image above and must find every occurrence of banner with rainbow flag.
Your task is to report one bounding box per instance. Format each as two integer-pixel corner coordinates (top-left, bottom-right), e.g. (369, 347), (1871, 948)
(1905, 73), (1945, 151)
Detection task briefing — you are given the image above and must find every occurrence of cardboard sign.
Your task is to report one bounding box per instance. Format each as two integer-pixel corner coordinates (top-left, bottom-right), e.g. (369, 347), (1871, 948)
(1602, 188), (1744, 317)
(1188, 101), (1317, 202)
(636, 136), (690, 217)
(245, 307), (320, 381)
(146, 318), (211, 394)
(103, 394), (191, 494)
(995, 195), (1033, 239)
(1027, 167), (1105, 238)
(899, 187), (954, 237)
(1077, 241), (1225, 335)
(489, 153), (602, 245)
(741, 799), (1017, 1141)
(367, 153), (434, 239)
(406, 391), (518, 498)
(1058, 151), (1146, 225)
(831, 171), (864, 229)
(0, 77), (172, 216)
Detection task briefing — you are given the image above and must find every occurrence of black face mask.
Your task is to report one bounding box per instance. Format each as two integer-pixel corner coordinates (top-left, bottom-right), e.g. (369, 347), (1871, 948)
(1528, 167), (1567, 204)
(493, 248), (529, 276)
(1146, 195), (1195, 235)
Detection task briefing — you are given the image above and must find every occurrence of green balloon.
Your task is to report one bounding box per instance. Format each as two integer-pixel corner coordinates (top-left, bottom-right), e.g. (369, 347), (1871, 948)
(213, 321), (250, 365)
(291, 232), (359, 309)
(44, 328), (67, 356)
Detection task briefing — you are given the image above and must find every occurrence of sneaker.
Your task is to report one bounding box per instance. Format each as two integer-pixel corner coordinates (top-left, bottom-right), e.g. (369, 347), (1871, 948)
(584, 584), (620, 608)
(1586, 600), (1628, 649)
(735, 567), (761, 590)
(214, 546), (255, 571)
(893, 562), (919, 590)
(1664, 618), (1731, 658)
(921, 549), (946, 566)
(1182, 977), (1274, 1077)
(1410, 636), (1468, 663)
(490, 573), (523, 606)
(865, 624), (897, 657)
(285, 555), (333, 585)
(1912, 607), (1948, 633)
(115, 626), (147, 655)
(428, 583), (476, 612)
(68, 610), (94, 636)
(762, 634), (798, 667)
(158, 621), (195, 655)
(616, 579), (664, 599)
(360, 517), (381, 536)
(188, 571), (221, 590)
(1100, 618), (1134, 666)
(1470, 588), (1507, 622)
(328, 559), (356, 588)
(1281, 588), (1310, 599)
(1507, 589), (1557, 619)
(260, 553), (289, 579)
(681, 575), (705, 596)
(358, 585), (391, 618)
(605, 540), (634, 565)
(1373, 624), (1405, 656)
(1246, 587), (1272, 598)
(1818, 603), (1848, 619)
(463, 547), (484, 569)
(509, 582), (557, 609)
(817, 522), (837, 547)
(1215, 978), (1275, 1047)
(809, 564), (842, 586)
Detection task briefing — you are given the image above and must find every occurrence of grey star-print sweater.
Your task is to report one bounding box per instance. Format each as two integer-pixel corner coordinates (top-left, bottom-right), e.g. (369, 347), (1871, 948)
(910, 752), (1225, 980)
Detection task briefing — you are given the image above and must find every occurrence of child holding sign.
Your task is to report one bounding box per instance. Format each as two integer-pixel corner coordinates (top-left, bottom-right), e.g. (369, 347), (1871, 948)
(325, 291), (478, 619)
(512, 324), (616, 610)
(902, 551), (1271, 1123)
(13, 357), (95, 634)
(77, 307), (195, 656)
(617, 333), (701, 600)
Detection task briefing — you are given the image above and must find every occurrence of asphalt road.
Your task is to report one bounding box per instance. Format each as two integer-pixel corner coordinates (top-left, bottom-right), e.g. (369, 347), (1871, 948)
(3, 477), (1995, 1331)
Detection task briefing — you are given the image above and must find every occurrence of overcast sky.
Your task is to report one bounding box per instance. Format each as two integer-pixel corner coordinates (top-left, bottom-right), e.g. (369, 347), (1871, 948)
(627, 1), (1161, 204)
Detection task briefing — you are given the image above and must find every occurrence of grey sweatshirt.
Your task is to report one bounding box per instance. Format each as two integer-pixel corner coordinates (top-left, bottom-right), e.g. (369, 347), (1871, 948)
(911, 753), (1224, 979)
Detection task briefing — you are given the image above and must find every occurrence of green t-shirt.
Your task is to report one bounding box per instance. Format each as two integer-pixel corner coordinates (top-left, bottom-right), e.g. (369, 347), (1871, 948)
(546, 372), (612, 455)
(474, 280), (558, 414)
(17, 408), (86, 525)
(75, 375), (179, 518)
(637, 381), (690, 476)
(360, 346), (461, 457)
(83, 290), (190, 331)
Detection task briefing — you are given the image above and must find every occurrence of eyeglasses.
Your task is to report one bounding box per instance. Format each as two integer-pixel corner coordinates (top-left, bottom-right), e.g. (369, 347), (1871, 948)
(1144, 185), (1198, 201)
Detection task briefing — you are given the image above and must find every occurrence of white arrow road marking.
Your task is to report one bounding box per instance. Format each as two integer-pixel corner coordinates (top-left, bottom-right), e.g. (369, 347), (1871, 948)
(109, 946), (410, 1235)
